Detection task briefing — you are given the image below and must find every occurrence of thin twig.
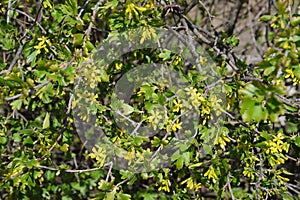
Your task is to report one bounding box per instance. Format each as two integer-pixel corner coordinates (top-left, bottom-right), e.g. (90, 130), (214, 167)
(105, 161), (113, 183)
(37, 162), (111, 173)
(78, 0), (90, 18)
(276, 94), (300, 109)
(7, 0), (11, 24)
(226, 174), (236, 200)
(12, 8), (46, 34)
(198, 0), (215, 24)
(7, 43), (24, 74)
(85, 0), (104, 40)
(115, 173), (135, 188)
(180, 17), (202, 72)
(4, 81), (49, 101)
(247, 0), (263, 58)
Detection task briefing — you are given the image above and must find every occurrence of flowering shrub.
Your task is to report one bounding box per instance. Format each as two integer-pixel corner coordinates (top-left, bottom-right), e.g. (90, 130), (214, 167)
(0, 0), (299, 199)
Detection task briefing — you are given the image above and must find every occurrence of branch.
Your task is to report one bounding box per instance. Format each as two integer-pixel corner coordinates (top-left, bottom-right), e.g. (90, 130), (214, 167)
(37, 162), (111, 173)
(84, 0), (104, 40)
(11, 8), (46, 34)
(7, 43), (24, 74)
(4, 81), (49, 101)
(115, 173), (136, 188)
(247, 0), (264, 58)
(226, 174), (236, 200)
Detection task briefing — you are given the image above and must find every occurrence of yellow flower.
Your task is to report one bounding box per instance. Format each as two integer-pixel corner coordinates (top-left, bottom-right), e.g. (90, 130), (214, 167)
(158, 179), (171, 192)
(89, 146), (106, 167)
(167, 119), (182, 132)
(204, 166), (217, 183)
(218, 135), (230, 149)
(273, 132), (284, 145)
(285, 68), (300, 86)
(201, 105), (210, 116)
(34, 36), (52, 55)
(243, 168), (254, 180)
(124, 149), (135, 165)
(181, 177), (201, 191)
(140, 27), (157, 43)
(185, 86), (204, 108)
(285, 69), (294, 78)
(172, 99), (182, 113)
(115, 63), (123, 70)
(125, 3), (146, 19)
(0, 3), (5, 14)
(43, 0), (53, 9)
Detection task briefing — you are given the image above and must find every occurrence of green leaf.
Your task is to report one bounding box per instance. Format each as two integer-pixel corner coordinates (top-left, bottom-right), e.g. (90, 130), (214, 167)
(11, 99), (23, 110)
(73, 33), (84, 46)
(117, 193), (131, 200)
(26, 50), (37, 63)
(13, 133), (22, 142)
(43, 112), (50, 129)
(25, 159), (38, 168)
(104, 0), (118, 9)
(143, 193), (158, 200)
(293, 66), (300, 79)
(263, 66), (275, 76)
(19, 129), (34, 135)
(127, 175), (137, 185)
(100, 69), (109, 82)
(70, 182), (81, 191)
(45, 170), (55, 181)
(283, 104), (298, 112)
(176, 155), (184, 170)
(282, 193), (294, 200)
(121, 103), (134, 115)
(294, 136), (300, 148)
(260, 131), (271, 140)
(60, 143), (69, 152)
(105, 192), (116, 200)
(158, 50), (172, 61)
(203, 144), (212, 155)
(260, 15), (273, 22)
(23, 136), (33, 146)
(0, 137), (8, 145)
(240, 98), (267, 122)
(291, 35), (300, 42)
(189, 162), (203, 169)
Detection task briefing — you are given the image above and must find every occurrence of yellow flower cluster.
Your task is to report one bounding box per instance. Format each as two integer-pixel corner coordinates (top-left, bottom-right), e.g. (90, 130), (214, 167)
(34, 36), (51, 55)
(285, 68), (300, 86)
(0, 3), (5, 13)
(265, 132), (289, 154)
(272, 79), (282, 86)
(165, 119), (182, 132)
(43, 0), (52, 9)
(81, 65), (104, 88)
(124, 149), (135, 165)
(181, 177), (201, 191)
(140, 27), (157, 44)
(114, 62), (123, 70)
(214, 134), (230, 149)
(185, 86), (205, 109)
(172, 99), (182, 113)
(264, 132), (289, 166)
(125, 3), (147, 19)
(146, 108), (166, 130)
(158, 179), (171, 192)
(242, 155), (259, 180)
(204, 165), (217, 183)
(89, 146), (107, 167)
(243, 167), (255, 180)
(73, 90), (99, 122)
